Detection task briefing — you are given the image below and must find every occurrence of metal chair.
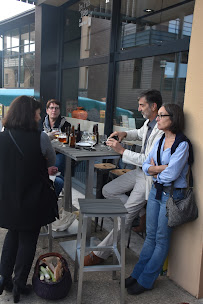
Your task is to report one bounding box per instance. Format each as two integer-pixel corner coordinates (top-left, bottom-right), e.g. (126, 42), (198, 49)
(74, 198), (127, 304)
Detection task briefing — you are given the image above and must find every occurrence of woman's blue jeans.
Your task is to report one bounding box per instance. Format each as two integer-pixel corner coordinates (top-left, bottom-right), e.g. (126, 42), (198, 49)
(55, 153), (65, 177)
(131, 185), (184, 289)
(54, 175), (64, 197)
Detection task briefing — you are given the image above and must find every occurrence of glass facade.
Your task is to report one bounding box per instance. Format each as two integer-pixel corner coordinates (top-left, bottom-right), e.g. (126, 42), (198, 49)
(120, 0), (194, 50)
(61, 0), (195, 133)
(62, 0), (112, 126)
(2, 23), (35, 88)
(63, 0), (112, 63)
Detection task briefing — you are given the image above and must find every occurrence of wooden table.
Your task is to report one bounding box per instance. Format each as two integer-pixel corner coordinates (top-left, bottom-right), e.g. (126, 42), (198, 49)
(52, 141), (120, 211)
(51, 141), (120, 249)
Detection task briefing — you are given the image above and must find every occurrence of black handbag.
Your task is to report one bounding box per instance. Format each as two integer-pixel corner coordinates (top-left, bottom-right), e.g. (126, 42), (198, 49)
(32, 252), (72, 300)
(166, 168), (198, 227)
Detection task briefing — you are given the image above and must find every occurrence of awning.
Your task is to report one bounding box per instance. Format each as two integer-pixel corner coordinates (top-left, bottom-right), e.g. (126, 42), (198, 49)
(0, 89), (40, 107)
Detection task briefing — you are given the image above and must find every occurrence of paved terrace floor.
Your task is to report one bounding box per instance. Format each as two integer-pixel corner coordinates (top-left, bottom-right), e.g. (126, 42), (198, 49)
(0, 187), (202, 304)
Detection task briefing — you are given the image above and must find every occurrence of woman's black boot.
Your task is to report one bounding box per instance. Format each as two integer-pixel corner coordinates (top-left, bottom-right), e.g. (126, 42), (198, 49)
(0, 275), (13, 294)
(13, 281), (32, 303)
(0, 276), (5, 295)
(13, 283), (20, 303)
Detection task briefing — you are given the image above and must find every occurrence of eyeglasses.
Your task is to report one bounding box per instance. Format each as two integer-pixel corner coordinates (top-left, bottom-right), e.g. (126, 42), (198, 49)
(49, 106), (60, 111)
(156, 114), (172, 119)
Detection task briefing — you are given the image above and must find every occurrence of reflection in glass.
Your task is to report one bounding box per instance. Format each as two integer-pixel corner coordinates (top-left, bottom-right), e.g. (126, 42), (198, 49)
(11, 29), (19, 48)
(20, 25), (29, 47)
(12, 47), (19, 55)
(62, 64), (108, 123)
(114, 52), (188, 128)
(4, 56), (19, 88)
(30, 23), (35, 43)
(63, 0), (112, 63)
(20, 53), (35, 88)
(4, 32), (11, 49)
(120, 0), (194, 50)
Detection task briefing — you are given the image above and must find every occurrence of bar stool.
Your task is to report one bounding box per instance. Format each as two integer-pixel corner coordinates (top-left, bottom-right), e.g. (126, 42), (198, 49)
(74, 198), (127, 304)
(109, 168), (131, 180)
(94, 163), (116, 231)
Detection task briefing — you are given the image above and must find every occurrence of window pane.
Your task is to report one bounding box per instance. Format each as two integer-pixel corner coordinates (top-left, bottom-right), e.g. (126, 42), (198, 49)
(4, 31), (11, 49)
(30, 23), (35, 43)
(63, 0), (112, 63)
(120, 0), (195, 50)
(20, 53), (35, 88)
(4, 56), (19, 88)
(11, 29), (19, 48)
(11, 47), (19, 55)
(30, 43), (35, 52)
(20, 25), (29, 44)
(114, 52), (188, 128)
(62, 63), (108, 124)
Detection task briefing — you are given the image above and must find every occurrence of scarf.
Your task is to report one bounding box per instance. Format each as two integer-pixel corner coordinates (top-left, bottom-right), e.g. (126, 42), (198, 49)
(154, 132), (193, 199)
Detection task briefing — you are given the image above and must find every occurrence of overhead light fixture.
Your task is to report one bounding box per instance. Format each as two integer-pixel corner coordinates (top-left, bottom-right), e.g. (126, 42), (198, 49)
(106, 0), (110, 3)
(144, 9), (154, 13)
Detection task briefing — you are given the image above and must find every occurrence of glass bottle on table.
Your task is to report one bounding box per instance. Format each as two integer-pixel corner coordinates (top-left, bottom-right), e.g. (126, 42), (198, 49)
(76, 123), (81, 143)
(65, 125), (71, 145)
(95, 124), (99, 144)
(69, 126), (76, 148)
(93, 124), (99, 144)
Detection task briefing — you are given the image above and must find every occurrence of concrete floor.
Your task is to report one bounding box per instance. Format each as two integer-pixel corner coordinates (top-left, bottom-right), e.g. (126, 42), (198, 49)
(0, 187), (202, 304)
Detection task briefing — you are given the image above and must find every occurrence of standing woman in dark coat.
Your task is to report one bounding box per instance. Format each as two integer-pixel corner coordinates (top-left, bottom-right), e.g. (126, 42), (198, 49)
(0, 96), (57, 303)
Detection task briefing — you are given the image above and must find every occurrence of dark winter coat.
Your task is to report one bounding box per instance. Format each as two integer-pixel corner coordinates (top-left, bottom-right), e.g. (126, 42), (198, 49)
(0, 129), (57, 231)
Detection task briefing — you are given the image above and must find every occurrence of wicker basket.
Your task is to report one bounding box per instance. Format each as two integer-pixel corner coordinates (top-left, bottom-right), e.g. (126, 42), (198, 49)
(32, 252), (72, 300)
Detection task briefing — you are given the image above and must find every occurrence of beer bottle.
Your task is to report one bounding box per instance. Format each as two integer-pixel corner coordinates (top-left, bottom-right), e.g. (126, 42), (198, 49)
(95, 124), (99, 144)
(65, 125), (71, 145)
(76, 123), (81, 143)
(69, 126), (76, 148)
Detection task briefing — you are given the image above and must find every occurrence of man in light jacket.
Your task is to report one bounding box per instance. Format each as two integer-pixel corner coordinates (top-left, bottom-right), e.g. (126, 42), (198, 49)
(84, 89), (163, 266)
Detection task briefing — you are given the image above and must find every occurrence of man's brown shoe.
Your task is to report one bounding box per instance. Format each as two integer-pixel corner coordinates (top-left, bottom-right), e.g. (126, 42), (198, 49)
(84, 252), (104, 266)
(132, 214), (146, 233)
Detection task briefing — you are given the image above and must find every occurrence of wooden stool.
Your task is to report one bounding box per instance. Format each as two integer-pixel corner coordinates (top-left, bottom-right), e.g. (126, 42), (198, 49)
(109, 168), (132, 180)
(74, 198), (127, 304)
(94, 163), (116, 231)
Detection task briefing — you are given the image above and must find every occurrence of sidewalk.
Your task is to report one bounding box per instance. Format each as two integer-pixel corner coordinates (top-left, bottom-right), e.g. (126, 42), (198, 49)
(0, 188), (202, 304)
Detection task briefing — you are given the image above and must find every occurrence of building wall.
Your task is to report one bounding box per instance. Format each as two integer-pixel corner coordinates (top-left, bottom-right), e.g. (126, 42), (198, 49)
(168, 0), (203, 298)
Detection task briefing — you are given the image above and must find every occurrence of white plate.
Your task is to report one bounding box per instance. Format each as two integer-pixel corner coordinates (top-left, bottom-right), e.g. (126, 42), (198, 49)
(76, 142), (95, 147)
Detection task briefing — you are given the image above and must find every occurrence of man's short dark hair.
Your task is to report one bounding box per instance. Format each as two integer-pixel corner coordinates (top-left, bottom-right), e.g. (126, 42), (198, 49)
(163, 103), (184, 134)
(46, 99), (61, 109)
(139, 89), (162, 109)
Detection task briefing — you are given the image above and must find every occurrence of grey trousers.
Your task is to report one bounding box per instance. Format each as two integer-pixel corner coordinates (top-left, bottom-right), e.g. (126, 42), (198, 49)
(95, 167), (146, 259)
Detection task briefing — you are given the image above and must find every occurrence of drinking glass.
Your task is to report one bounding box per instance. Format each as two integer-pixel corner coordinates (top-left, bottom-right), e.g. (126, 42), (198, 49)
(58, 132), (67, 147)
(81, 131), (90, 142)
(52, 128), (60, 141)
(89, 133), (97, 150)
(100, 134), (108, 150)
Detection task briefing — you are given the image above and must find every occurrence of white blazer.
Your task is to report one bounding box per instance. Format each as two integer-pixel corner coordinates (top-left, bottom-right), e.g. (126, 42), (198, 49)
(122, 120), (163, 199)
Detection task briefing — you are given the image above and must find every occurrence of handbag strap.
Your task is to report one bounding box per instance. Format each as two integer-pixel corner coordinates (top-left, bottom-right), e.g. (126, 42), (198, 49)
(169, 166), (193, 198)
(188, 166), (193, 188)
(8, 130), (24, 157)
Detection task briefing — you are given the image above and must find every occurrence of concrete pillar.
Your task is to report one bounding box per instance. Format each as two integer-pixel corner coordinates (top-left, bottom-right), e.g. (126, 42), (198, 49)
(168, 0), (203, 298)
